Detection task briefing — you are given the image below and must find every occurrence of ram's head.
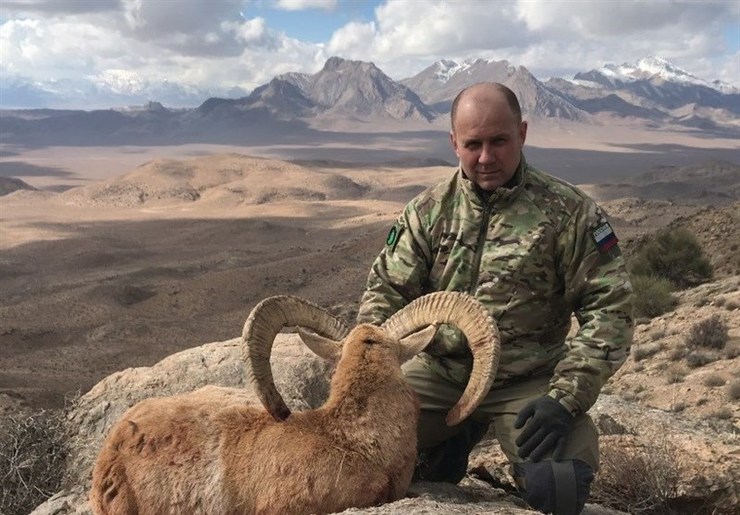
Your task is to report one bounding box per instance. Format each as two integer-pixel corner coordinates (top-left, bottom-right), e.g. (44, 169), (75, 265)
(242, 291), (501, 426)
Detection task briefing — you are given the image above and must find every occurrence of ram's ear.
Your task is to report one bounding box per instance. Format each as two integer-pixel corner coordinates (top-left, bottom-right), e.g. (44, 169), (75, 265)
(297, 328), (342, 361)
(398, 324), (438, 363)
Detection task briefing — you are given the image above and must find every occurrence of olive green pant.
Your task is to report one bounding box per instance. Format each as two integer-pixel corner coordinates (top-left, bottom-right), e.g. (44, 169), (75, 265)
(403, 356), (599, 472)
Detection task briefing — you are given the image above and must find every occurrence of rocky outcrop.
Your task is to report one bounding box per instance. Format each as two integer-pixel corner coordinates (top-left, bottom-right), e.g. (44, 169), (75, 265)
(31, 326), (738, 514)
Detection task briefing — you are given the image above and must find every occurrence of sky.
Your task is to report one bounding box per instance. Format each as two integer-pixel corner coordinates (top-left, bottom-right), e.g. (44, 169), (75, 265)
(1, 0), (738, 108)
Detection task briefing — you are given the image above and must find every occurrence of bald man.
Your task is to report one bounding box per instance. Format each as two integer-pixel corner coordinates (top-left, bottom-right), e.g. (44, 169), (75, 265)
(357, 83), (633, 514)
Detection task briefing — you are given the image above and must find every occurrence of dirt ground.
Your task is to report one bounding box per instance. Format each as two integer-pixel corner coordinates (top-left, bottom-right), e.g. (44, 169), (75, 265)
(0, 154), (455, 411)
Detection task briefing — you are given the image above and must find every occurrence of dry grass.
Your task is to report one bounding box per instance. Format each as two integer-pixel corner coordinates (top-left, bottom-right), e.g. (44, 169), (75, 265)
(0, 408), (69, 515)
(710, 407), (733, 420)
(591, 432), (683, 515)
(685, 349), (721, 368)
(632, 341), (665, 362)
(727, 379), (740, 401)
(702, 373), (727, 388)
(685, 314), (730, 350)
(666, 345), (687, 361)
(665, 364), (688, 384)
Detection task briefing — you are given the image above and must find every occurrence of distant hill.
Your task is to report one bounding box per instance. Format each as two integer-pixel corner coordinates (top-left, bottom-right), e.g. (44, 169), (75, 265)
(0, 176), (36, 196)
(583, 160), (740, 204)
(58, 154), (371, 207)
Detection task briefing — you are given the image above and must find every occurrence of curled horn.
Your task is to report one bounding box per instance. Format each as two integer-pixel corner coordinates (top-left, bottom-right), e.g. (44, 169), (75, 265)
(382, 291), (500, 426)
(242, 295), (349, 421)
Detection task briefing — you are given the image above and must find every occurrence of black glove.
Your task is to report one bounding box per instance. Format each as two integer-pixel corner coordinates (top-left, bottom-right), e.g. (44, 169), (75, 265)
(514, 396), (575, 462)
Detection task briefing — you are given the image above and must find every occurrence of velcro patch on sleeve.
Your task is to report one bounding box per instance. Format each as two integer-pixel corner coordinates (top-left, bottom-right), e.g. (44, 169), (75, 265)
(385, 222), (404, 253)
(591, 221), (619, 253)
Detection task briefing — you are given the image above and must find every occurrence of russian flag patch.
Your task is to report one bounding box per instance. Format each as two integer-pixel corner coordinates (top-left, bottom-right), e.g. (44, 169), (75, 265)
(592, 222), (618, 253)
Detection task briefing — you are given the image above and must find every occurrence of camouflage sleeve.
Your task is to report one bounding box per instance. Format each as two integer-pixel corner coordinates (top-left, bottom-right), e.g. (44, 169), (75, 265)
(548, 201), (634, 415)
(356, 202), (433, 325)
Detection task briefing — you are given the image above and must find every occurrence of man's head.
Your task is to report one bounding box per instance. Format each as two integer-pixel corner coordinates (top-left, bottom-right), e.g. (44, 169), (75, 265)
(450, 82), (527, 192)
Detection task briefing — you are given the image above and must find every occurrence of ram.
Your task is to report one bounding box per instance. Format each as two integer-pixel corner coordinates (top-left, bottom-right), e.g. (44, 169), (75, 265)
(90, 291), (501, 514)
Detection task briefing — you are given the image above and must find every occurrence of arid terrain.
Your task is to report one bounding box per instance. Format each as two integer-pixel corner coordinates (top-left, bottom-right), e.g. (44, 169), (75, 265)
(0, 139), (738, 411)
(0, 139), (739, 513)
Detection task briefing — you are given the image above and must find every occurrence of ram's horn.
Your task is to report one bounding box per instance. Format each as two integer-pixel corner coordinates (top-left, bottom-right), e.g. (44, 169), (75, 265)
(382, 291), (501, 426)
(242, 295), (348, 421)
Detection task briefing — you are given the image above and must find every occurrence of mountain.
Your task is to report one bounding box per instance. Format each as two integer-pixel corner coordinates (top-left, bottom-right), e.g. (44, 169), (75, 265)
(1, 55), (737, 146)
(546, 56), (740, 131)
(584, 56), (737, 93)
(0, 74), (240, 111)
(254, 57), (435, 122)
(400, 58), (590, 122)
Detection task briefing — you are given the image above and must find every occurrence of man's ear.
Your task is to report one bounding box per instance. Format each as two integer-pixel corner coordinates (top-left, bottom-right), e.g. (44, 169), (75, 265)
(519, 121), (528, 145)
(449, 131), (460, 158)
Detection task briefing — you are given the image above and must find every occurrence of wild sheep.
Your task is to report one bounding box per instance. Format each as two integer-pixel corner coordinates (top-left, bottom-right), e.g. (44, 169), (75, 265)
(90, 291), (501, 515)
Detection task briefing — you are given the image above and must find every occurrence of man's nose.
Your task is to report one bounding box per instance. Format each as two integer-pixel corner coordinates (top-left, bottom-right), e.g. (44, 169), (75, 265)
(478, 143), (496, 164)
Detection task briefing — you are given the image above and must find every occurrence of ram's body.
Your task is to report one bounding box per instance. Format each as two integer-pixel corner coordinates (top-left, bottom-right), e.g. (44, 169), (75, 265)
(90, 293), (501, 515)
(91, 326), (419, 515)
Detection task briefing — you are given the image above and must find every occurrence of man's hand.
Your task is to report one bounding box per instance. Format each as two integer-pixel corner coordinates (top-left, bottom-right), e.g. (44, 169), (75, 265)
(514, 396), (575, 462)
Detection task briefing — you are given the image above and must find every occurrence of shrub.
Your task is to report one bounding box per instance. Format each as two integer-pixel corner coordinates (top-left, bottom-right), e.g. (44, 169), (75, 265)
(686, 349), (720, 368)
(721, 341), (740, 359)
(629, 227), (712, 289)
(631, 274), (678, 319)
(649, 329), (666, 341)
(702, 373), (726, 388)
(667, 345), (687, 361)
(671, 402), (687, 413)
(0, 409), (68, 515)
(728, 380), (740, 401)
(685, 314), (729, 350)
(591, 433), (682, 514)
(665, 364), (687, 383)
(710, 407), (732, 420)
(631, 341), (664, 361)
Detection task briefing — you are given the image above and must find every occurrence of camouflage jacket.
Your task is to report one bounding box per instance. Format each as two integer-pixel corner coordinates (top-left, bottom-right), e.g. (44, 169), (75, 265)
(357, 156), (633, 415)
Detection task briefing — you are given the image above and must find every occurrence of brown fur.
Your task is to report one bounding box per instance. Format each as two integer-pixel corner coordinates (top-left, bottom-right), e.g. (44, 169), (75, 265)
(90, 325), (420, 515)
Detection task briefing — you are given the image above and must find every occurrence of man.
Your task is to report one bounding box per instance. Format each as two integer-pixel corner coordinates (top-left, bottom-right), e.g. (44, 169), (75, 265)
(357, 83), (633, 515)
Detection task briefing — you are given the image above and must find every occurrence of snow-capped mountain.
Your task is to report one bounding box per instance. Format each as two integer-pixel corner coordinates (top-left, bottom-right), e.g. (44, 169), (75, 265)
(401, 58), (589, 122)
(0, 74), (247, 110)
(581, 56), (738, 94)
(545, 56), (740, 131)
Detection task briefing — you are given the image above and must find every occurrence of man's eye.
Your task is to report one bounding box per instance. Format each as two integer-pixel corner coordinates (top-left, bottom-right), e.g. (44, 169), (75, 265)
(465, 142), (480, 150)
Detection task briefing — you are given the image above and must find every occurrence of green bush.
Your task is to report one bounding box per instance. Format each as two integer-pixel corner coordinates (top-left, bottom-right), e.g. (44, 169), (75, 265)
(685, 314), (729, 350)
(0, 409), (68, 515)
(631, 274), (678, 318)
(630, 228), (712, 289)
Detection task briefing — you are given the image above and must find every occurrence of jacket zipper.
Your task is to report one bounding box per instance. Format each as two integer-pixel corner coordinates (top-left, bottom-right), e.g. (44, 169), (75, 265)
(469, 204), (492, 294)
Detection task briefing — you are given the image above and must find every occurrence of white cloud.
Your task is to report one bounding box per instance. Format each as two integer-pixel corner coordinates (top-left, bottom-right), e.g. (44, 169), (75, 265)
(0, 0), (119, 16)
(274, 0), (337, 11)
(1, 0), (738, 109)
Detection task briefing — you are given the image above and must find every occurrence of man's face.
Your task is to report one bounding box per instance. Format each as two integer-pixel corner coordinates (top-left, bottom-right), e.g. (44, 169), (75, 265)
(450, 94), (527, 192)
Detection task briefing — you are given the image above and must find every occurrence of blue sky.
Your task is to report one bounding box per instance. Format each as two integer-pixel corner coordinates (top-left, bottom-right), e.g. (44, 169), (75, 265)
(246, 1), (378, 42)
(1, 0), (738, 108)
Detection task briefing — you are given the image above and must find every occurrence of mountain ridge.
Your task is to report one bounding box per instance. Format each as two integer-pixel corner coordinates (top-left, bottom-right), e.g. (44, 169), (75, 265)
(1, 55), (737, 147)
